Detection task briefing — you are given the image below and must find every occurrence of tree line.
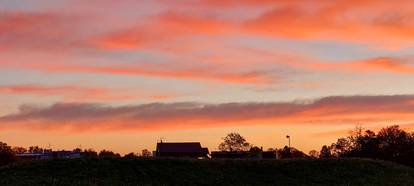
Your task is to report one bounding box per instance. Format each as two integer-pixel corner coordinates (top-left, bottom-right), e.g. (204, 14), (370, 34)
(1, 125), (413, 167)
(315, 125), (414, 167)
(210, 125), (414, 166)
(0, 143), (152, 166)
(217, 132), (309, 159)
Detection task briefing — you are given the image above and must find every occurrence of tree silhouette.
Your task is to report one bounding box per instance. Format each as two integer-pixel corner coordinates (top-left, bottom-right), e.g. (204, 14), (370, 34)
(0, 142), (16, 166)
(249, 146), (263, 158)
(267, 148), (277, 152)
(82, 149), (98, 158)
(124, 152), (138, 158)
(98, 150), (120, 158)
(308, 150), (319, 158)
(218, 133), (251, 152)
(12, 146), (27, 154)
(319, 145), (332, 158)
(28, 146), (43, 153)
(322, 125), (414, 167)
(141, 149), (152, 157)
(277, 146), (308, 159)
(331, 137), (351, 157)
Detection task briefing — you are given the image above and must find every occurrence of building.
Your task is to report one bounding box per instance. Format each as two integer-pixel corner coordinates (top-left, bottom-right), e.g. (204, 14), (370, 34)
(16, 153), (52, 160)
(210, 151), (250, 159)
(155, 142), (209, 158)
(16, 149), (81, 160)
(262, 151), (277, 159)
(53, 150), (82, 159)
(211, 147), (277, 159)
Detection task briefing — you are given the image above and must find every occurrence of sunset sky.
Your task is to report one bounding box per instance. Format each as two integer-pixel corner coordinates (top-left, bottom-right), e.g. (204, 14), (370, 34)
(1, 0), (414, 154)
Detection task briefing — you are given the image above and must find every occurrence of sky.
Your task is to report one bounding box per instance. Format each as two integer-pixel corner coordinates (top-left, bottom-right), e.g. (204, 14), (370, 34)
(1, 0), (414, 155)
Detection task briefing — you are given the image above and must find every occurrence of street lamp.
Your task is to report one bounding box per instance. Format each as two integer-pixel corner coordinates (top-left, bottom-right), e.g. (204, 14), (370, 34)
(286, 135), (290, 149)
(286, 135), (291, 156)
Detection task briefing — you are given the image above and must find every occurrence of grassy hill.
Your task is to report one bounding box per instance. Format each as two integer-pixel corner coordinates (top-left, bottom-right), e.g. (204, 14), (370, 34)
(0, 158), (413, 186)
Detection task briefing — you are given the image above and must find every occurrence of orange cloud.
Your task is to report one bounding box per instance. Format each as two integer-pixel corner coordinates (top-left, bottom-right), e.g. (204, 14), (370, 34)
(242, 0), (414, 48)
(312, 130), (350, 138)
(4, 1), (414, 53)
(91, 11), (234, 50)
(20, 62), (272, 85)
(0, 85), (104, 96)
(158, 0), (284, 8)
(306, 56), (414, 75)
(0, 84), (138, 102)
(2, 95), (414, 133)
(152, 0), (414, 48)
(353, 57), (414, 74)
(3, 2), (414, 87)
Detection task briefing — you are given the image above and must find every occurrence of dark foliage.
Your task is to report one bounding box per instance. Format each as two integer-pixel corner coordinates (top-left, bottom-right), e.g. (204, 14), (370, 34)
(277, 146), (309, 159)
(124, 153), (138, 158)
(28, 146), (44, 153)
(12, 147), (27, 154)
(321, 125), (414, 167)
(141, 149), (152, 157)
(308, 150), (319, 158)
(98, 150), (121, 158)
(0, 142), (16, 166)
(82, 149), (98, 159)
(218, 133), (251, 152)
(248, 146), (263, 158)
(320, 145), (333, 158)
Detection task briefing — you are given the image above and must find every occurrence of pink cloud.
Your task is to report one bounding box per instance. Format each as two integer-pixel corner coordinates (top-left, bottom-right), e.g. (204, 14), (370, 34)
(16, 62), (273, 85)
(306, 56), (414, 75)
(0, 11), (86, 51)
(242, 0), (414, 48)
(2, 1), (414, 89)
(1, 95), (414, 133)
(90, 11), (235, 50)
(0, 84), (177, 102)
(4, 1), (414, 52)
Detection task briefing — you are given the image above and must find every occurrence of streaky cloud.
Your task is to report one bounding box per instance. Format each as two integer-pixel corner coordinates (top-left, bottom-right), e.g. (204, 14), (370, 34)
(1, 95), (414, 132)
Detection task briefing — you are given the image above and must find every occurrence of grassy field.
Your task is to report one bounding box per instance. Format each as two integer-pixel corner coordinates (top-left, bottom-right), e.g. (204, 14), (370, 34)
(0, 158), (413, 186)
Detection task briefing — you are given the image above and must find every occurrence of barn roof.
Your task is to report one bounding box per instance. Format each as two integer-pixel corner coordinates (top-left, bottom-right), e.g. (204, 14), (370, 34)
(156, 142), (207, 153)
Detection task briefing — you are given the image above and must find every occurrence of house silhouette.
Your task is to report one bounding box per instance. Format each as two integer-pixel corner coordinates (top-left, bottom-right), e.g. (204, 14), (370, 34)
(155, 142), (209, 158)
